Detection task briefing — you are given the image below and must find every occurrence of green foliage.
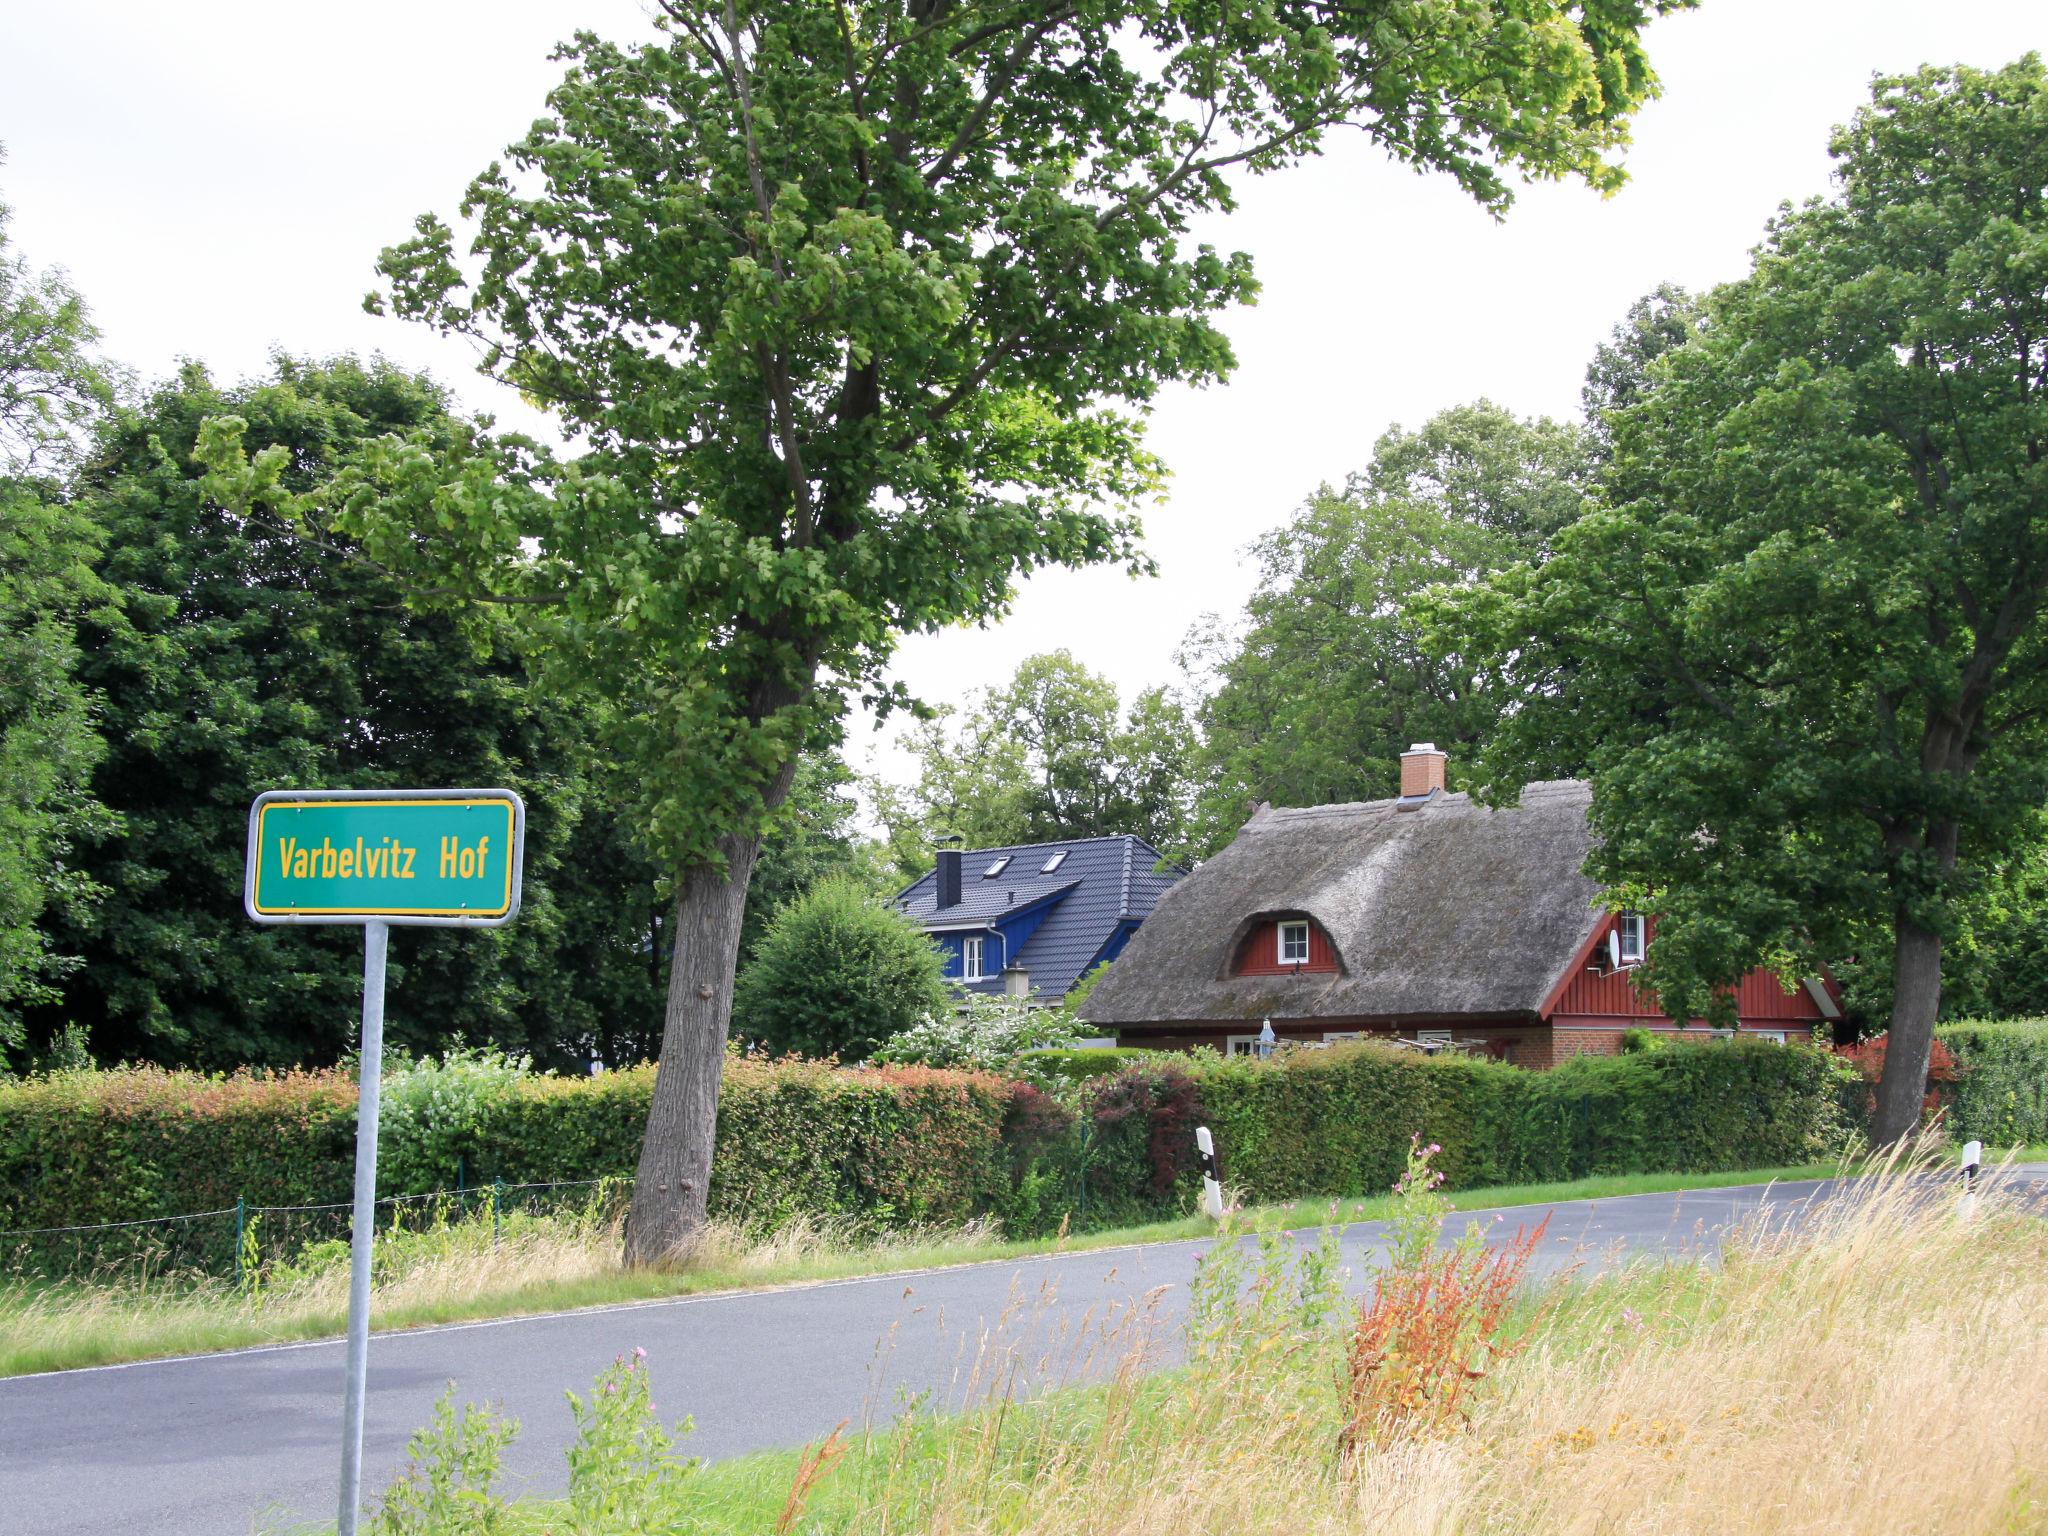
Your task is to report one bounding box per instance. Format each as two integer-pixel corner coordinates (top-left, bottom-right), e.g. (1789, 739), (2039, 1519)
(0, 177), (120, 1057)
(732, 878), (951, 1061)
(51, 356), (668, 1072)
(377, 1048), (532, 1198)
(1015, 1047), (1158, 1086)
(1936, 1019), (2048, 1146)
(317, 0), (1673, 881)
(1184, 401), (1590, 854)
(370, 1385), (518, 1536)
(1439, 61), (2048, 1110)
(869, 651), (1199, 876)
(561, 1351), (697, 1533)
(1, 1038), (1854, 1267)
(873, 993), (1079, 1073)
(0, 1065), (357, 1270)
(742, 749), (891, 962)
(1085, 1040), (1855, 1220)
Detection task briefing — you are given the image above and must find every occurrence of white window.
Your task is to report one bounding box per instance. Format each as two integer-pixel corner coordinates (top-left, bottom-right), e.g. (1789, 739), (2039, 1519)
(1415, 1029), (1453, 1053)
(983, 856), (1011, 878)
(1227, 1035), (1264, 1056)
(1040, 850), (1068, 874)
(1277, 920), (1311, 965)
(961, 936), (986, 980)
(1752, 1030), (1786, 1046)
(1617, 913), (1646, 966)
(1322, 1030), (1361, 1044)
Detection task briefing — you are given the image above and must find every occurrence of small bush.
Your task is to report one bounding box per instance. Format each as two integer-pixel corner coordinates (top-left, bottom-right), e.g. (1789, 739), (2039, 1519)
(378, 1048), (530, 1196)
(731, 878), (952, 1061)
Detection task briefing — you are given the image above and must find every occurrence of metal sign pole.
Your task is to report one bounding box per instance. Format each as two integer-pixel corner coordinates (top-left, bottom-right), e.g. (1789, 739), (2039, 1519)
(337, 918), (389, 1536)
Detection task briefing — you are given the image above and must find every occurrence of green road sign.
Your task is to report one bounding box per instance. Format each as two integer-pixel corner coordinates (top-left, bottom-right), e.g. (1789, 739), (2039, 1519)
(244, 788), (525, 926)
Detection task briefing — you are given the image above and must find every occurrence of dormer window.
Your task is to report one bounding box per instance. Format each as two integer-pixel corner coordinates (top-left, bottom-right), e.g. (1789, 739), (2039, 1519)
(1277, 920), (1311, 965)
(1040, 850), (1068, 874)
(983, 856), (1011, 878)
(1616, 913), (1646, 967)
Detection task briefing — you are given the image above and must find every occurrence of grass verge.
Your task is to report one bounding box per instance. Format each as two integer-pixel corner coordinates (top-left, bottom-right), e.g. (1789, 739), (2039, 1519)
(349, 1146), (2048, 1535)
(0, 1163), (1842, 1378)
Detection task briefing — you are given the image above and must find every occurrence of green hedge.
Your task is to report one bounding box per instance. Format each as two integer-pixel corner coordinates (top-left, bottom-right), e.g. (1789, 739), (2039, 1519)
(1936, 1020), (2048, 1145)
(1078, 1039), (1855, 1220)
(1, 1038), (1857, 1274)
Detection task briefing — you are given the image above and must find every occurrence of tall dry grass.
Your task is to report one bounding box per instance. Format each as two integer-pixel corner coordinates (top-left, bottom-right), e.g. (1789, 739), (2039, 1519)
(0, 1205), (1007, 1376)
(791, 1154), (2048, 1536)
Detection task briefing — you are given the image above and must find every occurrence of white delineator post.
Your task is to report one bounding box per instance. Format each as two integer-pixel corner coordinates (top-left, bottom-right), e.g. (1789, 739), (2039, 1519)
(1960, 1138), (1983, 1222)
(337, 919), (389, 1536)
(1194, 1126), (1225, 1221)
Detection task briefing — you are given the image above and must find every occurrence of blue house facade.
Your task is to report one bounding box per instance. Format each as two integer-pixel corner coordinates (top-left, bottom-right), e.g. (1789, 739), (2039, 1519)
(894, 835), (1184, 1001)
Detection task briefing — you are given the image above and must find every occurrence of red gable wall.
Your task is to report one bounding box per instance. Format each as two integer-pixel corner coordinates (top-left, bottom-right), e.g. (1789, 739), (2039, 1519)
(1547, 914), (1836, 1026)
(1232, 918), (1340, 976)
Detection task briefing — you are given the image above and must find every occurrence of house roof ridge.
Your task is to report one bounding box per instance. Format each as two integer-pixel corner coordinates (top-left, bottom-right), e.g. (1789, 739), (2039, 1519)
(1255, 778), (1591, 823)
(930, 832), (1148, 859)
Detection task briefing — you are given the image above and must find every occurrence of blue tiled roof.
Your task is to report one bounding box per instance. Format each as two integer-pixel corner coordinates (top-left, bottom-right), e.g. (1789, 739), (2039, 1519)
(895, 834), (1184, 999)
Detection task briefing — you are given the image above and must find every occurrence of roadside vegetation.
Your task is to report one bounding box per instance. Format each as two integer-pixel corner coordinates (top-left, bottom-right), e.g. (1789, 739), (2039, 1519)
(0, 1162), (1851, 1379)
(349, 1146), (2048, 1536)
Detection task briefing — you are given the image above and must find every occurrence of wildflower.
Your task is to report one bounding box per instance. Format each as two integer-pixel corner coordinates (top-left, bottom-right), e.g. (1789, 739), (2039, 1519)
(633, 1345), (647, 1360)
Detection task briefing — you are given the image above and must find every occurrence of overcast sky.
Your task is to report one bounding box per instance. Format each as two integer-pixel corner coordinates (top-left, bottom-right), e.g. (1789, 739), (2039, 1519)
(7, 2), (2044, 786)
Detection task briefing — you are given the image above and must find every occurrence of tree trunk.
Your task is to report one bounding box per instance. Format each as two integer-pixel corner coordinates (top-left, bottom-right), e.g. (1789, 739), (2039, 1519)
(622, 828), (766, 1266)
(1870, 910), (1943, 1146)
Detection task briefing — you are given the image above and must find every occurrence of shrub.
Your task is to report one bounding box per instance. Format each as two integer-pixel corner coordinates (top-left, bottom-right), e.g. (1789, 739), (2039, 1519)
(1017, 1046), (1158, 1085)
(1936, 1019), (2048, 1145)
(731, 878), (951, 1061)
(872, 992), (1078, 1071)
(378, 1048), (531, 1196)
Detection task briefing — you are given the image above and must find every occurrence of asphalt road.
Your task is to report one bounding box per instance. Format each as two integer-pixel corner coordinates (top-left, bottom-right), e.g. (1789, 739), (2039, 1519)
(5, 1166), (2041, 1535)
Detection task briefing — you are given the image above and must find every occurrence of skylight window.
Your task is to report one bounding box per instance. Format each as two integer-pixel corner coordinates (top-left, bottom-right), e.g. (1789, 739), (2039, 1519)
(1040, 850), (1068, 874)
(983, 856), (1012, 878)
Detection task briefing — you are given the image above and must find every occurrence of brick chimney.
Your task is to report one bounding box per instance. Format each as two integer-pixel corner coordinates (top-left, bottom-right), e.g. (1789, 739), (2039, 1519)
(1399, 742), (1447, 799)
(935, 846), (963, 909)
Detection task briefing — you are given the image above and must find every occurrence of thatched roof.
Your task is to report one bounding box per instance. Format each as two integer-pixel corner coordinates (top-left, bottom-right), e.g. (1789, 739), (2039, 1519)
(1079, 781), (1603, 1026)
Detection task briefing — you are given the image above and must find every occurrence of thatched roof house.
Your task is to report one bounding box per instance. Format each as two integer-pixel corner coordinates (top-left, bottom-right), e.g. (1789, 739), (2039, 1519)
(1080, 746), (1842, 1067)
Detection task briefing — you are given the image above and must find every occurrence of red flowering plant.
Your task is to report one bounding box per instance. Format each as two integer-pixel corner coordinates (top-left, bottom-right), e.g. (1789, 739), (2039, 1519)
(1836, 1034), (1960, 1128)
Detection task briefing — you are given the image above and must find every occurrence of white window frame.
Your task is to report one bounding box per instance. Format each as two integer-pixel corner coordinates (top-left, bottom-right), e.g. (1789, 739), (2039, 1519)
(1751, 1030), (1786, 1046)
(1040, 850), (1068, 874)
(1226, 1034), (1265, 1057)
(1277, 920), (1311, 965)
(983, 856), (1011, 878)
(1616, 913), (1646, 967)
(961, 935), (986, 981)
(1415, 1029), (1453, 1053)
(1322, 1030), (1360, 1044)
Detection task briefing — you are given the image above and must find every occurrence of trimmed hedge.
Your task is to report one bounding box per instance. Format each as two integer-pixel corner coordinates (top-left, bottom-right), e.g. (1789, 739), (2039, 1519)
(1, 1038), (1858, 1273)
(1936, 1020), (2048, 1145)
(1079, 1039), (1854, 1220)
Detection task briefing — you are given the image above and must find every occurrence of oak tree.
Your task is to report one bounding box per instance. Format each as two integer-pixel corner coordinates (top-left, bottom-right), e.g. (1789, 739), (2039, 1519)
(1448, 59), (2048, 1143)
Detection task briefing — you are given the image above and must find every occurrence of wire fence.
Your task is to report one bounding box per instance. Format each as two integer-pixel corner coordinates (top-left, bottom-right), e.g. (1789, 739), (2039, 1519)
(0, 1173), (632, 1286)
